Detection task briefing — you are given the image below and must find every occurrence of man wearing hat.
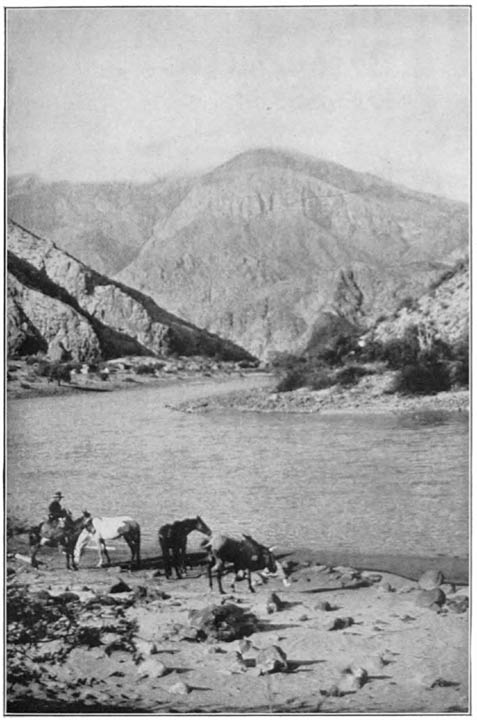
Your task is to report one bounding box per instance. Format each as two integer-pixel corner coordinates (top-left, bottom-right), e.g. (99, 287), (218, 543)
(48, 492), (67, 525)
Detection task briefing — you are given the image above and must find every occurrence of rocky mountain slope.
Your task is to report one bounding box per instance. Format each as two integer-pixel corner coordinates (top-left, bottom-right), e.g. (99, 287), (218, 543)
(7, 221), (253, 363)
(7, 175), (193, 275)
(117, 149), (468, 357)
(9, 149), (469, 359)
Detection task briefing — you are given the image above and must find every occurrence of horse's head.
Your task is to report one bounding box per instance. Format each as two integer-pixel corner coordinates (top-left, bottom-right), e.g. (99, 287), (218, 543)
(81, 510), (93, 532)
(196, 516), (212, 537)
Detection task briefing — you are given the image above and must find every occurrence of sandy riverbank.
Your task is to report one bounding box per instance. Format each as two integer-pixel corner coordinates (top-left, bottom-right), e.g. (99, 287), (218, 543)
(8, 358), (469, 419)
(6, 357), (264, 401)
(173, 369), (469, 417)
(6, 536), (469, 714)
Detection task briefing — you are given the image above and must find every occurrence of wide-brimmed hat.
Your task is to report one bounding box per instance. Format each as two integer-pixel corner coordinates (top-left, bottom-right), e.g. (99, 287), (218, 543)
(52, 491), (63, 499)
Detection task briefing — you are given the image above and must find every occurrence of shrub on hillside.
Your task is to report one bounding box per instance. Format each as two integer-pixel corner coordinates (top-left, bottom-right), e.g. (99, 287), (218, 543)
(335, 365), (369, 387)
(381, 327), (420, 369)
(393, 360), (451, 395)
(134, 364), (157, 375)
(276, 368), (309, 392)
(276, 364), (335, 393)
(308, 370), (335, 391)
(317, 333), (359, 366)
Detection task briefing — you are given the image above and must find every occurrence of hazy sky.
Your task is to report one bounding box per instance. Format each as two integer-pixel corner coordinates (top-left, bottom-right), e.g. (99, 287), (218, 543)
(7, 7), (470, 200)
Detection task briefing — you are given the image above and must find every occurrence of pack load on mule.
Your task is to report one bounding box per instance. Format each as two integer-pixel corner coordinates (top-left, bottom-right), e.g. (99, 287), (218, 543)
(74, 514), (141, 569)
(204, 532), (290, 593)
(158, 516), (212, 579)
(29, 511), (91, 570)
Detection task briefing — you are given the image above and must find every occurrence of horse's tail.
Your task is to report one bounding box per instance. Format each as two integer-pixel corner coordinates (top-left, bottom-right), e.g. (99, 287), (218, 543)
(137, 524), (141, 567)
(131, 521), (141, 568)
(28, 525), (41, 547)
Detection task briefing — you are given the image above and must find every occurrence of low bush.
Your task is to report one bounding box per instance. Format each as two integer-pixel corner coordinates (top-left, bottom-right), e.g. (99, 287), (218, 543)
(276, 368), (309, 392)
(308, 370), (335, 391)
(134, 364), (157, 375)
(335, 365), (368, 387)
(393, 360), (451, 395)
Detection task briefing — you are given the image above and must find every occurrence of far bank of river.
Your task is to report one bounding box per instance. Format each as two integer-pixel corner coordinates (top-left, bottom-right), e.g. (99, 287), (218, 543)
(7, 357), (469, 418)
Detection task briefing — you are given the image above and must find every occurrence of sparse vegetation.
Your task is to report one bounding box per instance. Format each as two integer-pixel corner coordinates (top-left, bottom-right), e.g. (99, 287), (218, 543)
(274, 324), (468, 397)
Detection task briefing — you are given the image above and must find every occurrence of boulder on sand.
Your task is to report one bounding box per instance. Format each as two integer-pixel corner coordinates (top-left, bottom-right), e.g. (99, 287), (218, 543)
(255, 645), (288, 675)
(416, 587), (446, 609)
(188, 603), (259, 642)
(418, 569), (445, 590)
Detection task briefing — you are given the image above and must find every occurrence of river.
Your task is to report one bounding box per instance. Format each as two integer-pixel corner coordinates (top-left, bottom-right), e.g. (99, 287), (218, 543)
(7, 376), (469, 562)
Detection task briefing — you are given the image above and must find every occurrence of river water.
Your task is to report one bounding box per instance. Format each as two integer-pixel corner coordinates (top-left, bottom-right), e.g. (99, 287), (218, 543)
(7, 376), (469, 561)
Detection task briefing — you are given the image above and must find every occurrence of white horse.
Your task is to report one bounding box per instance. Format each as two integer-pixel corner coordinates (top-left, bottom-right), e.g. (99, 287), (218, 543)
(74, 514), (141, 569)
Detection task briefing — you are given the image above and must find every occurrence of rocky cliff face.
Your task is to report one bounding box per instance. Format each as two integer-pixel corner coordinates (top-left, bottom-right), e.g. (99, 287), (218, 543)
(368, 258), (469, 346)
(9, 149), (469, 359)
(7, 221), (254, 363)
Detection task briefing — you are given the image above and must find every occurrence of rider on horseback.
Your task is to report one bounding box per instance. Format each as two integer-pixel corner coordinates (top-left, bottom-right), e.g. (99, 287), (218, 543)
(48, 491), (68, 526)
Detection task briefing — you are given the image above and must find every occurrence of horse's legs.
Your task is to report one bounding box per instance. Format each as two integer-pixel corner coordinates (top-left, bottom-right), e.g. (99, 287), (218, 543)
(30, 543), (40, 568)
(124, 530), (140, 569)
(171, 545), (182, 579)
(95, 538), (105, 567)
(179, 537), (188, 575)
(159, 537), (171, 577)
(100, 538), (111, 566)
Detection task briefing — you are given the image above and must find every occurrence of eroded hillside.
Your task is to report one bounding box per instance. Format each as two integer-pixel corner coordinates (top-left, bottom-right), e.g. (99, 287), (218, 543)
(117, 149), (468, 357)
(7, 221), (254, 363)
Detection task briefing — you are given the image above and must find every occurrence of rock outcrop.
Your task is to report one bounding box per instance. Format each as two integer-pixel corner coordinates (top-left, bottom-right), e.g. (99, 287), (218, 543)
(368, 258), (469, 347)
(7, 221), (254, 363)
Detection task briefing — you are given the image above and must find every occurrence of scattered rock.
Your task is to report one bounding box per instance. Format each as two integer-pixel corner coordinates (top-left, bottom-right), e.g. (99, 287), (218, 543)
(315, 600), (334, 612)
(447, 596), (469, 614)
(55, 591), (80, 603)
(109, 579), (132, 594)
(266, 592), (285, 613)
(377, 582), (394, 593)
(418, 569), (444, 590)
(137, 658), (169, 679)
(324, 616), (354, 631)
(135, 639), (159, 657)
(205, 645), (227, 655)
(416, 588), (446, 609)
(298, 613), (309, 622)
(255, 645), (288, 675)
(238, 638), (255, 655)
(361, 572), (383, 584)
(320, 684), (343, 697)
(430, 677), (460, 689)
(440, 583), (456, 595)
(168, 681), (190, 695)
(338, 666), (368, 693)
(397, 584), (416, 594)
(188, 603), (258, 642)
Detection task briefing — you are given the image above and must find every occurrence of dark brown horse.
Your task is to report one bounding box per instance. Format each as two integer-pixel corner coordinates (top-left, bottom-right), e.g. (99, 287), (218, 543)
(158, 516), (212, 579)
(29, 512), (90, 570)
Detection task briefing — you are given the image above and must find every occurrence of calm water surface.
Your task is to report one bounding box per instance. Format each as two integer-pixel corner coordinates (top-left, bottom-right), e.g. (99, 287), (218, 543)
(7, 377), (469, 559)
